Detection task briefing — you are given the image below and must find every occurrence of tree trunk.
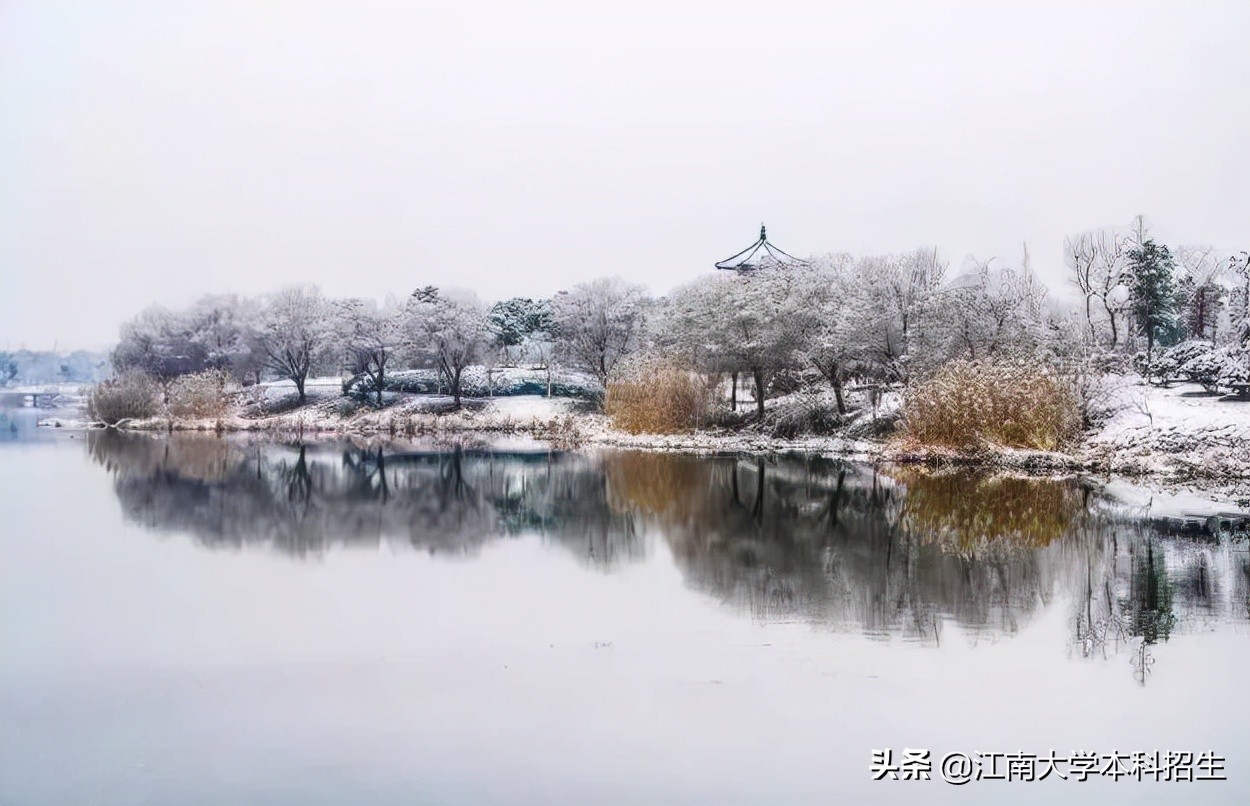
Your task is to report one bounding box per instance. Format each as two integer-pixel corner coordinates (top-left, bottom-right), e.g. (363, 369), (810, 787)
(295, 375), (306, 405)
(829, 470), (845, 529)
(752, 458), (765, 520)
(752, 368), (765, 420)
(375, 368), (383, 408)
(730, 371), (737, 411)
(831, 370), (847, 415)
(453, 367), (462, 408)
(1105, 302), (1119, 349)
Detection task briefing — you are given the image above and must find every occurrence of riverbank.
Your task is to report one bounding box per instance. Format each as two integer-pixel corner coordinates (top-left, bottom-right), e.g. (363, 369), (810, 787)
(36, 377), (1250, 483)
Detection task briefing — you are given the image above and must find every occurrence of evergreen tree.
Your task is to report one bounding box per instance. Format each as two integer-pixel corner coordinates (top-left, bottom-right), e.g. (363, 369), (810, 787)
(1125, 240), (1179, 359)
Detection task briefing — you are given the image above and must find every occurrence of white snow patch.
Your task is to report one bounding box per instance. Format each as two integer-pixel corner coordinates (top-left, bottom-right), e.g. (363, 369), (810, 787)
(1086, 377), (1250, 478)
(487, 395), (575, 420)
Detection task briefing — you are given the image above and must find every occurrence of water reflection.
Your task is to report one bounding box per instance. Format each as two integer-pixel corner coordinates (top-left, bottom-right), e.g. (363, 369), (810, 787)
(0, 401), (70, 445)
(88, 431), (643, 566)
(87, 433), (1250, 679)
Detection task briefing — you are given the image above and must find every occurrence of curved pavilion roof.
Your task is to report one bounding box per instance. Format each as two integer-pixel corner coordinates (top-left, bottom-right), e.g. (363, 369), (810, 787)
(715, 224), (807, 271)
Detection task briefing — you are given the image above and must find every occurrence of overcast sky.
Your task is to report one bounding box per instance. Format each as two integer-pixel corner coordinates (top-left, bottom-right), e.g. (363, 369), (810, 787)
(2, 0), (1248, 349)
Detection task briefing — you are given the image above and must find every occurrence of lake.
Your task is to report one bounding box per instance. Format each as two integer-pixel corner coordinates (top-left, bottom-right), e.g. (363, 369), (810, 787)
(1, 420), (1248, 804)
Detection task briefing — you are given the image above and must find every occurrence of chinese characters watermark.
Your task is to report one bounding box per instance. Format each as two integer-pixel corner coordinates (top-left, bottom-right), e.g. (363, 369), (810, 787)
(871, 749), (1227, 785)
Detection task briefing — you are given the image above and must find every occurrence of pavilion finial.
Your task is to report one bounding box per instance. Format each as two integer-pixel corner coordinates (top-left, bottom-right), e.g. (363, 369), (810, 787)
(760, 223), (767, 242)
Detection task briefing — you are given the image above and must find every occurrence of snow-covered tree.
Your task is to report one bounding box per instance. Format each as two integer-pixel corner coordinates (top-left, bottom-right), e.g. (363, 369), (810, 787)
(794, 255), (864, 413)
(112, 295), (263, 384)
(185, 294), (263, 382)
(404, 287), (490, 407)
(549, 277), (648, 388)
(112, 305), (209, 380)
(1125, 240), (1180, 360)
(665, 266), (815, 419)
(849, 248), (947, 379)
(1153, 340), (1221, 390)
(1230, 251), (1250, 345)
(488, 297), (553, 367)
(1172, 246), (1225, 341)
(1217, 344), (1250, 397)
(935, 255), (1048, 363)
(257, 286), (333, 404)
(0, 351), (17, 385)
(336, 298), (402, 406)
(1064, 226), (1132, 348)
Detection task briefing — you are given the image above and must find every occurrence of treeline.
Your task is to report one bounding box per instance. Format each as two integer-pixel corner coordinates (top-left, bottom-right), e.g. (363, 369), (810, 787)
(109, 280), (642, 407)
(0, 349), (108, 387)
(1062, 221), (1250, 392)
(105, 216), (1250, 425)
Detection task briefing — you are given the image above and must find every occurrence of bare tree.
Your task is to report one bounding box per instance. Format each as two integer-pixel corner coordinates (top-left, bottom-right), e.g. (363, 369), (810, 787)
(1065, 232), (1101, 343)
(258, 286), (331, 404)
(842, 248), (948, 382)
(336, 298), (402, 407)
(940, 254), (1047, 361)
(404, 287), (490, 408)
(550, 277), (649, 389)
(1073, 227), (1132, 349)
(1172, 245), (1229, 343)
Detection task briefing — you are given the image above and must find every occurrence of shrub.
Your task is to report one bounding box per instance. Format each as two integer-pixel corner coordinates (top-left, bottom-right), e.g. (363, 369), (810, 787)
(1087, 349), (1132, 376)
(901, 359), (1081, 451)
(1218, 345), (1250, 397)
(167, 370), (232, 418)
(605, 358), (713, 434)
(767, 391), (845, 438)
(86, 371), (160, 425)
(1167, 341), (1223, 392)
(1057, 357), (1124, 431)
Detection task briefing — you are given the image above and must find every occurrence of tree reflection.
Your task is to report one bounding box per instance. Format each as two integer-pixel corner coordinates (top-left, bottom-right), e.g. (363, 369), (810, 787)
(602, 452), (1247, 679)
(87, 434), (1248, 678)
(87, 431), (641, 564)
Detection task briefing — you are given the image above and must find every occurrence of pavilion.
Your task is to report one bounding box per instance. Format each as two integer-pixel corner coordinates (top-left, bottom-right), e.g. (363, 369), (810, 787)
(712, 224), (808, 414)
(714, 224), (807, 271)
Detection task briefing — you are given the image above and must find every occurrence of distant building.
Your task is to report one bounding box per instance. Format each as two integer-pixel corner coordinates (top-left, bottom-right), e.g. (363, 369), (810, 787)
(715, 224), (807, 272)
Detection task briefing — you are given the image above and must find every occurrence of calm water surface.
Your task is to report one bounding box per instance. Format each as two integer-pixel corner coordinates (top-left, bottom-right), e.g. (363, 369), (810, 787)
(2, 421), (1248, 804)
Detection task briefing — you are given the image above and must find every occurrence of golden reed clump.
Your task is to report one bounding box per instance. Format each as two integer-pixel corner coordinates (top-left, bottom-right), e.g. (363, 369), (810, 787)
(604, 358), (715, 434)
(901, 359), (1082, 451)
(166, 369), (233, 419)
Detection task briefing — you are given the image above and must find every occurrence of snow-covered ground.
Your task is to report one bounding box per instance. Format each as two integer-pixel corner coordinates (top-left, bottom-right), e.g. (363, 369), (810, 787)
(1085, 379), (1250, 478)
(37, 369), (1250, 484)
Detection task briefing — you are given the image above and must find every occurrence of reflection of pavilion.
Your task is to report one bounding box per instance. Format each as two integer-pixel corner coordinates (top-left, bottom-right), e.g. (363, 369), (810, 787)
(715, 224), (807, 272)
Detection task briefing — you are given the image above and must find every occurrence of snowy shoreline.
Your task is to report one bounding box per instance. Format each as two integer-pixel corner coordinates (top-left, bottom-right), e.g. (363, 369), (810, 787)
(37, 376), (1250, 485)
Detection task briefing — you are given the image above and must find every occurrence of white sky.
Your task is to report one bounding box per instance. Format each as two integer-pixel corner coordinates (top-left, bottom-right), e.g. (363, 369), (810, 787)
(2, 0), (1248, 349)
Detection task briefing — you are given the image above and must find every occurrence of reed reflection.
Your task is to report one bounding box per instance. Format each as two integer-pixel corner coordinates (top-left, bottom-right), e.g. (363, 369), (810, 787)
(88, 435), (1249, 678)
